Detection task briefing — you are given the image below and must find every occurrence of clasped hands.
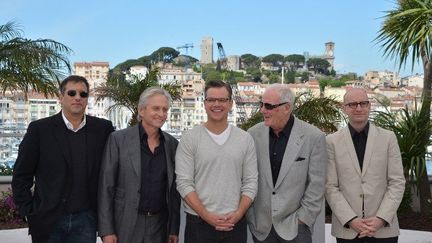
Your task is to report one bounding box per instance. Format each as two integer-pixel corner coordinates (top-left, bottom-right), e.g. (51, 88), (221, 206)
(349, 217), (385, 238)
(202, 210), (242, 231)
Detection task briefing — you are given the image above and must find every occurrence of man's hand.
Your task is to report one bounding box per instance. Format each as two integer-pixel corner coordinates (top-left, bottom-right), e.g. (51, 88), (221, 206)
(348, 218), (375, 238)
(202, 211), (234, 231)
(102, 234), (118, 243)
(168, 234), (179, 243)
(364, 217), (385, 232)
(224, 210), (243, 225)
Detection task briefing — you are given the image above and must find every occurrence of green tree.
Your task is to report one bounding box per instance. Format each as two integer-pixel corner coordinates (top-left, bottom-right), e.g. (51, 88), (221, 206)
(112, 59), (147, 73)
(372, 104), (431, 213)
(95, 66), (181, 126)
(375, 0), (432, 213)
(173, 55), (198, 67)
(301, 71), (310, 82)
(285, 69), (296, 83)
(307, 58), (330, 74)
(262, 54), (284, 66)
(241, 54), (260, 68)
(203, 69), (223, 82)
(285, 54), (305, 69)
(150, 47), (179, 63)
(0, 21), (72, 97)
(241, 92), (342, 133)
(245, 67), (262, 82)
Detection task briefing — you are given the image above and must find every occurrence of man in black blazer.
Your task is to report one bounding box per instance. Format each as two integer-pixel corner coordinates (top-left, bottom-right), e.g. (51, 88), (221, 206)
(12, 75), (114, 243)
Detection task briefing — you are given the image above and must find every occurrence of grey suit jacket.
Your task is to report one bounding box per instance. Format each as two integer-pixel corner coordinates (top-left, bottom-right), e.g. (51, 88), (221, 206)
(98, 125), (180, 243)
(247, 117), (327, 241)
(325, 124), (405, 239)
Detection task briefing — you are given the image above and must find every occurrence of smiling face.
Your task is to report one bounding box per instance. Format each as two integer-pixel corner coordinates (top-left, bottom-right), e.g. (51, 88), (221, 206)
(139, 94), (169, 130)
(204, 86), (233, 124)
(59, 81), (88, 119)
(260, 88), (291, 133)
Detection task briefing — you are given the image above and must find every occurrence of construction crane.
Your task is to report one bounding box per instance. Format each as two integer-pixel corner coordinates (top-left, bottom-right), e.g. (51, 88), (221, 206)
(231, 84), (248, 125)
(215, 42), (251, 125)
(176, 43), (194, 55)
(216, 42), (228, 70)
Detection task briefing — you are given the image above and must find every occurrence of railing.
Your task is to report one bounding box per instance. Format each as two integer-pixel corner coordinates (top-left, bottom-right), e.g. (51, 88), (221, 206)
(0, 175), (12, 184)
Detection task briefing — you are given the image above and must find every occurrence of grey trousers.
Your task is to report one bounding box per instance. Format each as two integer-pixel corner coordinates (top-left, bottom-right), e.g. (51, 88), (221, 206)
(253, 225), (312, 243)
(130, 212), (168, 243)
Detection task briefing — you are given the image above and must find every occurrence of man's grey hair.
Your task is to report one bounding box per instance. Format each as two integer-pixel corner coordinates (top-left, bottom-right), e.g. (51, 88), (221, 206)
(137, 87), (172, 122)
(265, 84), (295, 112)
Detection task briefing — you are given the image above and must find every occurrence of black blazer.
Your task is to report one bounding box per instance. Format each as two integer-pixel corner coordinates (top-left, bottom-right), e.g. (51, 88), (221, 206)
(12, 112), (114, 241)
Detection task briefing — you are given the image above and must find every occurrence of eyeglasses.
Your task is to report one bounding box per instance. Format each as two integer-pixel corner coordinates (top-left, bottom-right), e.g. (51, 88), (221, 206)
(260, 101), (288, 110)
(205, 97), (230, 103)
(344, 101), (369, 109)
(66, 90), (89, 98)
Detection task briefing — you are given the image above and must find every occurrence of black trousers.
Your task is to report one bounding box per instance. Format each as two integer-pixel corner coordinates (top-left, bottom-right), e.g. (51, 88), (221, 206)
(337, 236), (398, 243)
(185, 213), (247, 243)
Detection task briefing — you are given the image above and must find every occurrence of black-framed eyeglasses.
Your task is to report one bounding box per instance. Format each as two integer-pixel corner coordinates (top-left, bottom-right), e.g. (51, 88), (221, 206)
(66, 90), (89, 98)
(344, 101), (369, 109)
(260, 101), (288, 110)
(205, 97), (230, 103)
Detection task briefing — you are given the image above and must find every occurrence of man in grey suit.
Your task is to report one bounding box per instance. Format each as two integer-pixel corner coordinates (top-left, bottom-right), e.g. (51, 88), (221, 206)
(98, 87), (181, 243)
(247, 84), (327, 243)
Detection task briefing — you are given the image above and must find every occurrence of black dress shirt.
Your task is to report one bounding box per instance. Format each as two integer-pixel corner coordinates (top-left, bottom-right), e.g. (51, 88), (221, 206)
(269, 115), (294, 186)
(138, 124), (168, 214)
(348, 122), (369, 171)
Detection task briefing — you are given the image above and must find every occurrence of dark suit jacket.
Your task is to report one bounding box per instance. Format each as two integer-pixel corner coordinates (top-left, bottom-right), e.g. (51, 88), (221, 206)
(98, 124), (180, 243)
(12, 112), (114, 241)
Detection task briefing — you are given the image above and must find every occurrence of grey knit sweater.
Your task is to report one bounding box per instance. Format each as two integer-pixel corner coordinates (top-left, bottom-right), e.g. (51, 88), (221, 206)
(175, 125), (258, 215)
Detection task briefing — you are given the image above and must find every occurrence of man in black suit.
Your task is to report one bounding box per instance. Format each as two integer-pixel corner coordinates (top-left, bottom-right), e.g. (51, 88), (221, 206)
(12, 75), (114, 243)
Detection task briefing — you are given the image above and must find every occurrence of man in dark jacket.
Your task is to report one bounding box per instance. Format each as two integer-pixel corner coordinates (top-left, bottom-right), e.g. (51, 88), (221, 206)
(12, 75), (114, 242)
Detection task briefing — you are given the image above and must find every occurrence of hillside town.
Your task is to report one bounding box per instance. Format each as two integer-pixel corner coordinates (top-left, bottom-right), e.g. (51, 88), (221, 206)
(0, 37), (427, 167)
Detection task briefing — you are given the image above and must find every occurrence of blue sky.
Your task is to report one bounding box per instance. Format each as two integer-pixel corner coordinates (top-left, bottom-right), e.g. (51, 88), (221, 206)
(1, 0), (423, 77)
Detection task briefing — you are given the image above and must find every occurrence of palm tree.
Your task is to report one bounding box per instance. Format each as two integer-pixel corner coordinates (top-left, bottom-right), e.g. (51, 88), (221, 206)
(95, 65), (181, 126)
(241, 91), (343, 133)
(375, 0), (432, 213)
(372, 102), (431, 213)
(0, 21), (72, 97)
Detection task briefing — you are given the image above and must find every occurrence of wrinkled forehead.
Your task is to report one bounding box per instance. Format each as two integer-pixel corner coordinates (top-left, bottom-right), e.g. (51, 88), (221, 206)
(263, 89), (281, 102)
(344, 89), (368, 103)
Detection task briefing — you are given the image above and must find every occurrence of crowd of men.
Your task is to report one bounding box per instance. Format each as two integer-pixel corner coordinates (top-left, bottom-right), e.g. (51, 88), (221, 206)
(12, 75), (405, 243)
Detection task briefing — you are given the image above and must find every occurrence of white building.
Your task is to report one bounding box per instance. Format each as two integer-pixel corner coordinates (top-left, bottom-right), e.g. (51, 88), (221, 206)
(364, 70), (400, 87)
(74, 61), (109, 90)
(159, 67), (202, 85)
(402, 74), (424, 88)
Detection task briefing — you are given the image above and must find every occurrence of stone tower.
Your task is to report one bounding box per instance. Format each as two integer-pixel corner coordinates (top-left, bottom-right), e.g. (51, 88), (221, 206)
(200, 37), (213, 64)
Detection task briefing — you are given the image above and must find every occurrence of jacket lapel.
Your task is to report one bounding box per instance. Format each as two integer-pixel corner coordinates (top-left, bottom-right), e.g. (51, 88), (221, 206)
(52, 112), (72, 168)
(361, 124), (376, 177)
(257, 125), (274, 189)
(342, 127), (362, 176)
(274, 118), (304, 189)
(127, 125), (142, 176)
(163, 132), (174, 189)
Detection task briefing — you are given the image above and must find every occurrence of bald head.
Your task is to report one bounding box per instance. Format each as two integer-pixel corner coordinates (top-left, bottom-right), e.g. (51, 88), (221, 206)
(343, 88), (368, 104)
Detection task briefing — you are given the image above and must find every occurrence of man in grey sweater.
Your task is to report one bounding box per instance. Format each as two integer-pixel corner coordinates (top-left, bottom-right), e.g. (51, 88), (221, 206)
(176, 80), (258, 243)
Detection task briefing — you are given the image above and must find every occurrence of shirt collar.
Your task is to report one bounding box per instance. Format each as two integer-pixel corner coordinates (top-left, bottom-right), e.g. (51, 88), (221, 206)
(348, 122), (369, 138)
(61, 111), (86, 132)
(139, 123), (164, 142)
(270, 115), (294, 138)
